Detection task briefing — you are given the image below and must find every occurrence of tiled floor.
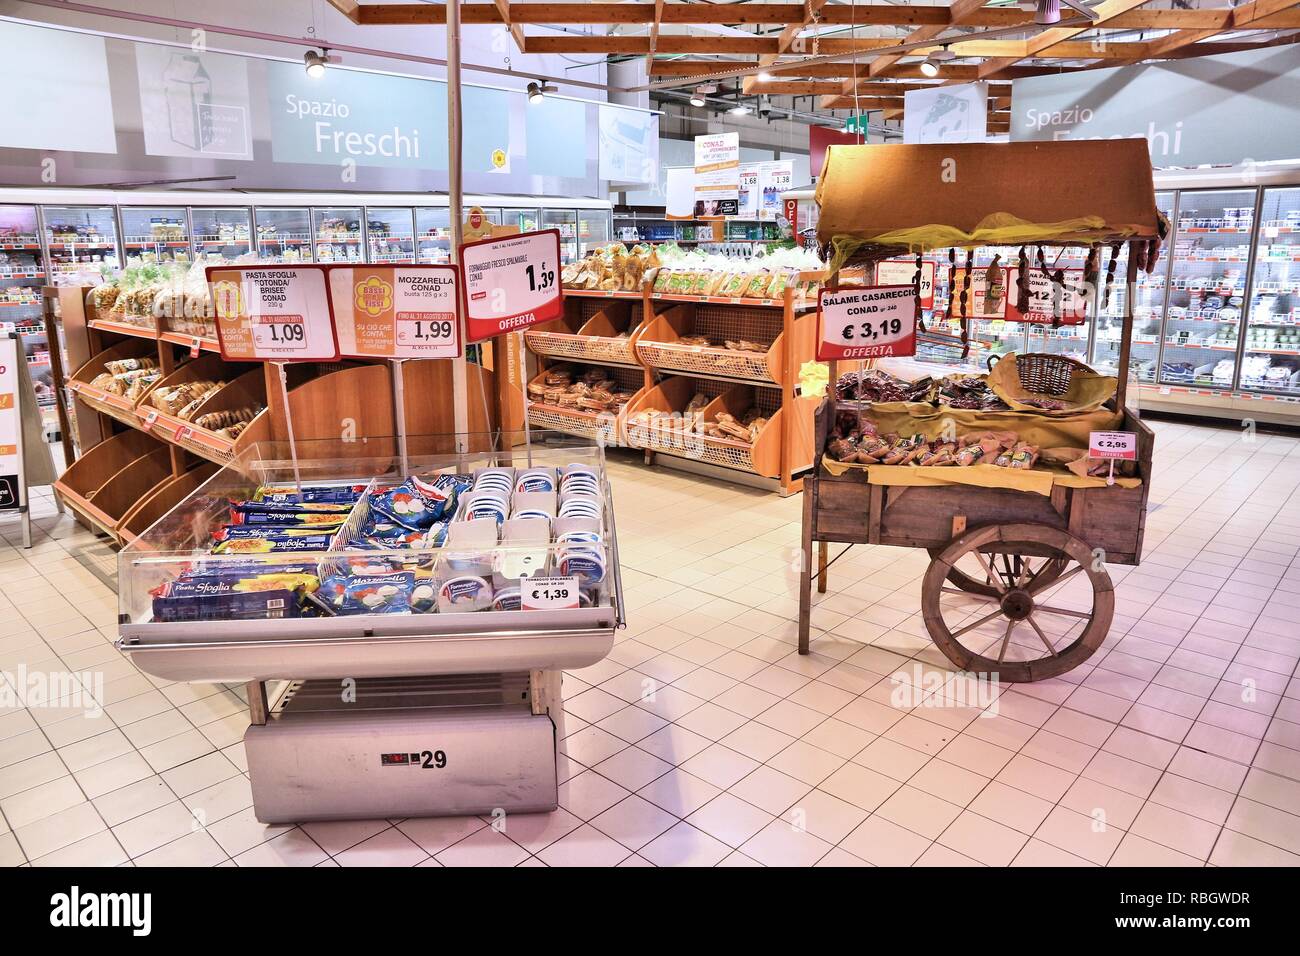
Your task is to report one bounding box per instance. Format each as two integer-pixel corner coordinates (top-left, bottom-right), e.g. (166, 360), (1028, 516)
(2, 418), (1300, 866)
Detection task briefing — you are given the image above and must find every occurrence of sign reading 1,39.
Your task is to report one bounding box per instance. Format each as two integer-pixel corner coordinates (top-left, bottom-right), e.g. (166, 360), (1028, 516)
(459, 228), (564, 343)
(208, 265), (340, 362)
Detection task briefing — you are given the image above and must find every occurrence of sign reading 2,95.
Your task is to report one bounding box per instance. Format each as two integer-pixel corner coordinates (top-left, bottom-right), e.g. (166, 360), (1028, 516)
(208, 265), (340, 362)
(458, 229), (564, 343)
(817, 285), (918, 360)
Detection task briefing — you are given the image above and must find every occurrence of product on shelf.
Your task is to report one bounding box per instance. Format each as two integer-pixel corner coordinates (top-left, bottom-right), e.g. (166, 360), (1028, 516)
(834, 367), (1011, 410)
(561, 241), (824, 300)
(526, 364), (635, 413)
(193, 405), (264, 436)
(149, 380), (224, 418)
(88, 356), (160, 396)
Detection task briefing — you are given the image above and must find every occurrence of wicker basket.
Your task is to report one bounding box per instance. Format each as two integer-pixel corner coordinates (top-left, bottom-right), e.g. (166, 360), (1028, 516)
(987, 352), (1116, 413)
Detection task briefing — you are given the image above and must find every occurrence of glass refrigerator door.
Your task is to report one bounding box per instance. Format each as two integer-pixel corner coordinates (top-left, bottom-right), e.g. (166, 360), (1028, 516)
(366, 207), (416, 264)
(1090, 191), (1175, 383)
(499, 207), (537, 234)
(190, 207), (253, 265)
(1160, 188), (1255, 388)
(254, 207), (313, 264)
(541, 209), (578, 263)
(577, 211), (611, 256)
(1240, 186), (1300, 395)
(416, 207), (452, 264)
(120, 207), (190, 268)
(1023, 246), (1093, 364)
(0, 206), (45, 332)
(313, 206), (364, 264)
(42, 205), (120, 285)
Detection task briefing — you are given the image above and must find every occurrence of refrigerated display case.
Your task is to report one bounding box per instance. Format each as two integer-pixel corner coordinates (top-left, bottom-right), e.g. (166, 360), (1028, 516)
(254, 207), (313, 264)
(577, 210), (610, 257)
(416, 206), (453, 264)
(190, 207), (253, 264)
(120, 207), (190, 268)
(1091, 191), (1176, 384)
(1, 204), (54, 409)
(43, 205), (120, 285)
(367, 207), (415, 264)
(313, 206), (364, 263)
(1241, 186), (1300, 396)
(499, 207), (538, 235)
(543, 208), (579, 263)
(1159, 188), (1255, 389)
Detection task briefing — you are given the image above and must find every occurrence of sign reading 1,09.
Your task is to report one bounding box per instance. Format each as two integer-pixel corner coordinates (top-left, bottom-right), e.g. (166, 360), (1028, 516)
(208, 265), (341, 363)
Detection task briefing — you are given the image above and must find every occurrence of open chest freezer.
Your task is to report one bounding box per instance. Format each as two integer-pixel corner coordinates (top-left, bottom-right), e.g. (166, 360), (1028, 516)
(115, 434), (624, 822)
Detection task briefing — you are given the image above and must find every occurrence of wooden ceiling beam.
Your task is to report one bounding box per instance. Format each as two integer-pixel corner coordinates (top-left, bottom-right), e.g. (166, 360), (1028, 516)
(863, 0), (992, 82)
(491, 0), (526, 53)
(981, 0), (1153, 77)
(652, 60), (1041, 81)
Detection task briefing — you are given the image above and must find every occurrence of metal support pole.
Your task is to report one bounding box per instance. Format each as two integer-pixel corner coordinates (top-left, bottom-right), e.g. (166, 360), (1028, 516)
(448, 0), (469, 453)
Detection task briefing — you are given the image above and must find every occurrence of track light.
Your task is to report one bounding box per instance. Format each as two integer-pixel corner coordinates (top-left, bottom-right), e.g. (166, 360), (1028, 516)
(919, 57), (940, 78)
(304, 49), (328, 78)
(527, 80), (557, 105)
(1035, 0), (1061, 25)
(690, 88), (707, 107)
(919, 44), (955, 78)
(756, 70), (773, 82)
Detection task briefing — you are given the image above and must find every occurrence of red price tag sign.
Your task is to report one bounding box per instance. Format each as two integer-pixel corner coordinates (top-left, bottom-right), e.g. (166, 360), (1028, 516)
(139, 408), (159, 427)
(459, 229), (563, 343)
(817, 285), (917, 360)
(1089, 431), (1137, 460)
(327, 265), (461, 359)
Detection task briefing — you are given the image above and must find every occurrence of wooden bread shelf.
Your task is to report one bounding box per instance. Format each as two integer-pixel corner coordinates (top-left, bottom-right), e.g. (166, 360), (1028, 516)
(67, 340), (162, 429)
(524, 365), (643, 443)
(54, 431), (169, 539)
(525, 297), (647, 368)
(118, 463), (219, 545)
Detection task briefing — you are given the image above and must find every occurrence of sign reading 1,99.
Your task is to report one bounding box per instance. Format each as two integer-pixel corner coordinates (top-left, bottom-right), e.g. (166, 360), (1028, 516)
(208, 265), (340, 362)
(327, 265), (462, 360)
(459, 228), (564, 343)
(817, 285), (918, 360)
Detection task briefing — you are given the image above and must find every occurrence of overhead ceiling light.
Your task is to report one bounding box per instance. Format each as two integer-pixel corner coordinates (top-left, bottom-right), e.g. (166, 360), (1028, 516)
(919, 44), (955, 78)
(1034, 0), (1062, 25)
(919, 57), (940, 78)
(304, 49), (328, 79)
(728, 102), (753, 116)
(756, 70), (774, 82)
(527, 80), (557, 105)
(690, 87), (707, 107)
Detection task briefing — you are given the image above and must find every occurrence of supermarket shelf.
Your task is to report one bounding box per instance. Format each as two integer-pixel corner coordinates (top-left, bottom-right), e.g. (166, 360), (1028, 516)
(89, 317), (158, 340)
(159, 329), (221, 352)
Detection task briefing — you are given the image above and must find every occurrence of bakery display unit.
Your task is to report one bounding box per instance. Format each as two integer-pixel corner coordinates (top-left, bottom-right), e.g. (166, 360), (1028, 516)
(1240, 186), (1300, 396)
(313, 206), (365, 264)
(253, 207), (313, 264)
(120, 207), (190, 268)
(801, 139), (1163, 682)
(114, 436), (624, 822)
(1159, 188), (1255, 391)
(190, 207), (253, 264)
(366, 207), (416, 264)
(42, 204), (120, 286)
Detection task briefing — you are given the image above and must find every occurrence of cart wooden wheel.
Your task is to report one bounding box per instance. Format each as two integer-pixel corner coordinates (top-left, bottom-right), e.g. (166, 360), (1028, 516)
(922, 523), (1113, 682)
(927, 546), (1067, 599)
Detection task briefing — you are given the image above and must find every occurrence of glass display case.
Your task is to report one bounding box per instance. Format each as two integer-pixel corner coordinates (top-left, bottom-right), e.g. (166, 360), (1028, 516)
(42, 205), (120, 285)
(542, 208), (579, 263)
(120, 207), (190, 268)
(1159, 188), (1255, 388)
(366, 207), (416, 264)
(313, 206), (364, 264)
(1091, 190), (1176, 383)
(254, 207), (313, 264)
(416, 207), (453, 264)
(190, 207), (253, 264)
(576, 210), (610, 257)
(0, 205), (45, 330)
(499, 207), (538, 235)
(1240, 186), (1300, 395)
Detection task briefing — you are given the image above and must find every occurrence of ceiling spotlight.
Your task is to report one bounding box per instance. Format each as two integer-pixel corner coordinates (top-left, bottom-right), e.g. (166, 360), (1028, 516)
(690, 87), (707, 107)
(304, 49), (328, 79)
(756, 70), (774, 82)
(919, 58), (939, 78)
(728, 102), (753, 116)
(919, 45), (955, 77)
(527, 80), (557, 105)
(1035, 0), (1062, 25)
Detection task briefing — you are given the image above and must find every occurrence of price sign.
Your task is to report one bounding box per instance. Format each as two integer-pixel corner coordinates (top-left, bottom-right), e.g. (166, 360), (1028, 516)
(947, 267), (1007, 319)
(327, 265), (461, 359)
(522, 576), (580, 611)
(1009, 267), (1089, 325)
(817, 285), (917, 360)
(458, 229), (563, 343)
(875, 259), (935, 309)
(1089, 431), (1138, 460)
(207, 265), (339, 362)
(139, 408), (159, 427)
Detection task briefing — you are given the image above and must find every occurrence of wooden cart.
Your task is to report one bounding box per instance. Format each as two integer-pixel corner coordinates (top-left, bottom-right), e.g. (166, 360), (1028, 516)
(797, 140), (1166, 682)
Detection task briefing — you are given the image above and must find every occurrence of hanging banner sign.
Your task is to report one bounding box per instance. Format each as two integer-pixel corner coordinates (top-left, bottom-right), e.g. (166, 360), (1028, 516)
(694, 132), (739, 218)
(327, 265), (461, 359)
(818, 286), (917, 360)
(758, 161), (793, 220)
(459, 229), (563, 342)
(0, 336), (22, 510)
(208, 265), (340, 362)
(875, 259), (936, 310)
